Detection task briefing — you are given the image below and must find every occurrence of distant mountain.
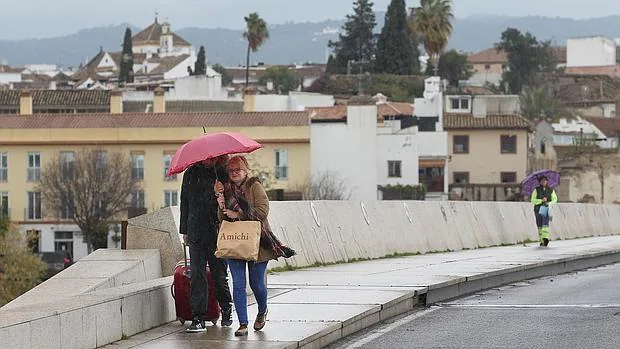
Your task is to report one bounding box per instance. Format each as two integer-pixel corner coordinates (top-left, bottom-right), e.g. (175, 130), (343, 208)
(3, 14), (620, 68)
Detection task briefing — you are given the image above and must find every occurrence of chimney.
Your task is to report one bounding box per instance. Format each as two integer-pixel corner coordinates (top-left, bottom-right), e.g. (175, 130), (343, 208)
(243, 87), (257, 112)
(19, 90), (33, 115)
(110, 89), (123, 114)
(153, 88), (166, 113)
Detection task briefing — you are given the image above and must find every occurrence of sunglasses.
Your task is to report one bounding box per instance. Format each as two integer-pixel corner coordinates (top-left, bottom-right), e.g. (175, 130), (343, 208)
(227, 168), (244, 174)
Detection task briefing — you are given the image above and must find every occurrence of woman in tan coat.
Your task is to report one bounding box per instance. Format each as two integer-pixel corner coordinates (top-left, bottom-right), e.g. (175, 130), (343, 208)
(216, 155), (295, 336)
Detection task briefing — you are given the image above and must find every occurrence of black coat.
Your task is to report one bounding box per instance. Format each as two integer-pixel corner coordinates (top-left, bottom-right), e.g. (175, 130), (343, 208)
(179, 163), (228, 245)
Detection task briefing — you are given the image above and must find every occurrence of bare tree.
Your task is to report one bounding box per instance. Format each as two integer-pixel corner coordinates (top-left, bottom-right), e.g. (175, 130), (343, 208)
(36, 148), (140, 253)
(295, 171), (352, 200)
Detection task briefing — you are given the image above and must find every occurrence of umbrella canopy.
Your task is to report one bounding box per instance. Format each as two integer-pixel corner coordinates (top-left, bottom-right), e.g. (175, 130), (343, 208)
(521, 169), (560, 198)
(167, 132), (262, 176)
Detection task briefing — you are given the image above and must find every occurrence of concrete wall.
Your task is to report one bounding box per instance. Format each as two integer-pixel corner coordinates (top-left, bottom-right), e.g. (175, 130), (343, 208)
(311, 105), (378, 200)
(567, 37), (616, 68)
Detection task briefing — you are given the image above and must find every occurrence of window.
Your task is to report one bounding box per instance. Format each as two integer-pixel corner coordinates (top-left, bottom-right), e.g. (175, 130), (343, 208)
(54, 231), (73, 256)
(27, 191), (42, 220)
(540, 137), (547, 155)
(453, 135), (470, 154)
(0, 152), (7, 181)
(450, 98), (469, 111)
(164, 190), (178, 207)
(94, 151), (108, 180)
(501, 135), (517, 154)
(274, 149), (289, 180)
(484, 64), (491, 70)
(60, 151), (75, 179)
(387, 161), (402, 178)
(60, 192), (75, 220)
(0, 192), (8, 218)
(163, 153), (177, 181)
(131, 153), (145, 180)
(453, 172), (470, 184)
(27, 152), (41, 181)
(501, 172), (517, 184)
(131, 190), (145, 209)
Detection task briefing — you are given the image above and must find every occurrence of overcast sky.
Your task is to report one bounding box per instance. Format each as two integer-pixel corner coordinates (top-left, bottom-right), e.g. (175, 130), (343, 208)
(1, 0), (619, 40)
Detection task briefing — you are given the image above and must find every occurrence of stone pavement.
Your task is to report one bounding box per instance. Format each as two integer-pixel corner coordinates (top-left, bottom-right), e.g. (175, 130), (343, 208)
(103, 236), (620, 349)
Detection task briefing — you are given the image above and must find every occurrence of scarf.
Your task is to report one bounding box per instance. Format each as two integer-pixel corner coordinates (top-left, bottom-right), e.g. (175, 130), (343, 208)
(224, 180), (296, 259)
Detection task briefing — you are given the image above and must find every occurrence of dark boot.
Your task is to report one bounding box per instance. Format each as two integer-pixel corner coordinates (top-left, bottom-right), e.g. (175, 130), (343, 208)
(543, 238), (549, 247)
(221, 308), (233, 327)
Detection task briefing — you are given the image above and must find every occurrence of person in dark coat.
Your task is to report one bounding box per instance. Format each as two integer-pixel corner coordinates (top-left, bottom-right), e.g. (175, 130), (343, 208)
(179, 155), (233, 333)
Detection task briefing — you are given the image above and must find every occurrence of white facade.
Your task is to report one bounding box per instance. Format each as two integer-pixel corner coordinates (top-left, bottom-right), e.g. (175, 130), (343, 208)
(0, 72), (21, 86)
(377, 121), (419, 186)
(567, 36), (617, 67)
(163, 55), (197, 80)
(311, 105), (379, 200)
(552, 117), (616, 148)
(19, 223), (120, 261)
(253, 92), (335, 112)
(123, 73), (234, 101)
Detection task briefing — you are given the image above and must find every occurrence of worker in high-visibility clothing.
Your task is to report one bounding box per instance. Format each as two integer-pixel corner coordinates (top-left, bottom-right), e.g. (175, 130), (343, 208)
(530, 176), (558, 247)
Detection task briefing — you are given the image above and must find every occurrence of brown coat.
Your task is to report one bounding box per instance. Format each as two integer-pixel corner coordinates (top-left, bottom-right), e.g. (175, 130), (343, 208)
(218, 177), (276, 263)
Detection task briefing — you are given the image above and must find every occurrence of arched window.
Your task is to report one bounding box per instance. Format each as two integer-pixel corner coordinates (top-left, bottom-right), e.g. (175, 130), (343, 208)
(540, 137), (547, 155)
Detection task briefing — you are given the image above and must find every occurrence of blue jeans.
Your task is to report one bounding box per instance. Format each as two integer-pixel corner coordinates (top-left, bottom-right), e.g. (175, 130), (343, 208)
(227, 259), (268, 325)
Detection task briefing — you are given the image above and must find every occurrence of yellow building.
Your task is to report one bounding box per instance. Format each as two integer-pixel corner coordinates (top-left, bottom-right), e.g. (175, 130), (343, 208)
(445, 113), (531, 185)
(0, 92), (310, 259)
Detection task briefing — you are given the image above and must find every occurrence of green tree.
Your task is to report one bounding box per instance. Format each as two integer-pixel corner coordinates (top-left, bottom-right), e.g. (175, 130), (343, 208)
(495, 28), (555, 94)
(410, 0), (454, 74)
(212, 63), (233, 86)
(520, 85), (572, 122)
(0, 217), (47, 306)
(258, 66), (299, 94)
(118, 28), (134, 85)
(193, 45), (207, 75)
(425, 50), (472, 86)
(243, 13), (270, 87)
(328, 0), (377, 74)
(376, 0), (419, 75)
(36, 149), (140, 253)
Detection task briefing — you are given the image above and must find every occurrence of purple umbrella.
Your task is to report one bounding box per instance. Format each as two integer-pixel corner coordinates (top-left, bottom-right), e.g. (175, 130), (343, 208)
(521, 169), (560, 198)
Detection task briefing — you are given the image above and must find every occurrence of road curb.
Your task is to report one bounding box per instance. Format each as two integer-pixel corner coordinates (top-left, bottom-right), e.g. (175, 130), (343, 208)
(424, 249), (620, 305)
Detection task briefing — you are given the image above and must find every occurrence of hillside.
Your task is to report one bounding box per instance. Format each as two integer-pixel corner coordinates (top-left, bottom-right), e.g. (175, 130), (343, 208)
(3, 14), (620, 67)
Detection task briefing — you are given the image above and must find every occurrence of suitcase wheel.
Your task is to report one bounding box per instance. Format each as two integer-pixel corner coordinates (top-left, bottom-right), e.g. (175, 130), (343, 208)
(212, 320), (217, 325)
(179, 319), (186, 325)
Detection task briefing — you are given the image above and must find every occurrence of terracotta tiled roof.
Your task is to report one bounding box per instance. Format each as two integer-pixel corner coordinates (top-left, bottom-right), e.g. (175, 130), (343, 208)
(468, 48), (507, 64)
(140, 55), (191, 76)
(308, 102), (413, 121)
(584, 116), (620, 137)
(123, 100), (243, 113)
(0, 65), (23, 73)
(0, 111), (310, 129)
(132, 21), (191, 46)
(0, 90), (110, 106)
(468, 47), (567, 65)
(444, 113), (532, 130)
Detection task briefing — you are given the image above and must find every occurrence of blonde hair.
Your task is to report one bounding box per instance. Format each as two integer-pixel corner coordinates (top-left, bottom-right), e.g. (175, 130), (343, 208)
(228, 155), (251, 171)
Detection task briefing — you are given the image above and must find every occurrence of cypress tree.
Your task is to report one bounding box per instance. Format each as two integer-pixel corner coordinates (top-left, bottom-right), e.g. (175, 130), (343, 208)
(119, 28), (134, 85)
(194, 46), (207, 75)
(375, 0), (418, 75)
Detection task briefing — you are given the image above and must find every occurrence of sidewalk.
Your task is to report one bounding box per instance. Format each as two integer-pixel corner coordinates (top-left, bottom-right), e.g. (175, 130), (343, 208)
(104, 236), (620, 349)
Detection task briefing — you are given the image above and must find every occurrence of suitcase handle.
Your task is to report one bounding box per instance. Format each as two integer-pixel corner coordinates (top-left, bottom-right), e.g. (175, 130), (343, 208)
(170, 283), (176, 300)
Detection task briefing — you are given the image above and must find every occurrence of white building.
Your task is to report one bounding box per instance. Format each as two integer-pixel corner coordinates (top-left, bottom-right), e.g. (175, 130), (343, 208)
(132, 19), (193, 58)
(567, 36), (617, 68)
(414, 77), (449, 199)
(0, 65), (22, 87)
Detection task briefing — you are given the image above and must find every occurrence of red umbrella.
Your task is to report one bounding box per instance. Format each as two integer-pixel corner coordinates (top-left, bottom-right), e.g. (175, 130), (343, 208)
(166, 132), (263, 176)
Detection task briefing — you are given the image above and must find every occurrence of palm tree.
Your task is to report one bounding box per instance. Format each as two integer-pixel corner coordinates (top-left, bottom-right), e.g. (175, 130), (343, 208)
(410, 0), (454, 76)
(243, 13), (269, 87)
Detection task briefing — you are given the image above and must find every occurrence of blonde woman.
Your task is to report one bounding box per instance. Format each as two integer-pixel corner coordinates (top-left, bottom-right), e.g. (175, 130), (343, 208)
(216, 155), (295, 336)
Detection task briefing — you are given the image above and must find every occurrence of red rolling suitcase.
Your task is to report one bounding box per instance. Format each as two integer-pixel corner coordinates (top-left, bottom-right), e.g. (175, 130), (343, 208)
(170, 245), (221, 325)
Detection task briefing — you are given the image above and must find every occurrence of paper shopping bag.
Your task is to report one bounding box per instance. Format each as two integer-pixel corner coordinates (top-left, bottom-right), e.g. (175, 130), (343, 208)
(215, 220), (261, 261)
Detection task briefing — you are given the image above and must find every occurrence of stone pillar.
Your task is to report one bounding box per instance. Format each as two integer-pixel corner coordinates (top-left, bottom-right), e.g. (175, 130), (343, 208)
(153, 88), (166, 113)
(19, 90), (33, 115)
(110, 89), (123, 114)
(243, 87), (257, 112)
